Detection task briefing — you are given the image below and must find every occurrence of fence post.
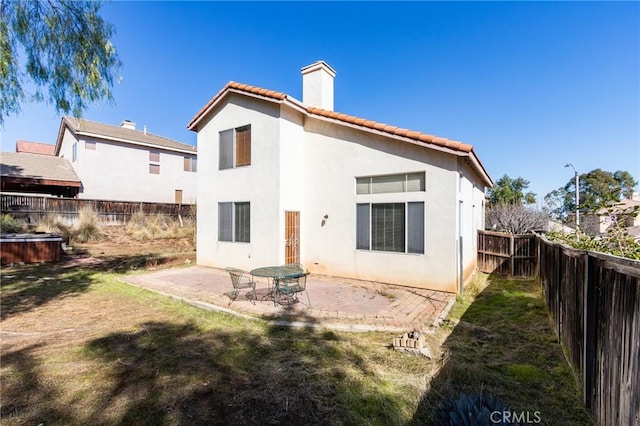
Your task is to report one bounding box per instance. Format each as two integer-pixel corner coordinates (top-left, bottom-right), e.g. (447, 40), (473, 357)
(555, 243), (562, 338)
(510, 234), (515, 277)
(583, 252), (596, 410)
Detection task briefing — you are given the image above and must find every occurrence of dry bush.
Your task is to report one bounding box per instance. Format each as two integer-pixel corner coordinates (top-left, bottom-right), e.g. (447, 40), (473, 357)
(0, 214), (26, 233)
(73, 207), (103, 243)
(35, 213), (71, 238)
(125, 212), (194, 241)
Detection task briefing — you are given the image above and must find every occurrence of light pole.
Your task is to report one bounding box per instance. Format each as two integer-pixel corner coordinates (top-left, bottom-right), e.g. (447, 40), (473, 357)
(565, 163), (580, 227)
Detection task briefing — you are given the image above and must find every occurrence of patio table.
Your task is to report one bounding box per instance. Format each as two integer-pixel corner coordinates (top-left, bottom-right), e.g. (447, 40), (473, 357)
(250, 265), (305, 302)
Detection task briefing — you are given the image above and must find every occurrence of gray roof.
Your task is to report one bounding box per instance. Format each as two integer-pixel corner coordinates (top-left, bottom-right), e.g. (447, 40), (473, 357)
(57, 116), (197, 154)
(0, 152), (80, 182)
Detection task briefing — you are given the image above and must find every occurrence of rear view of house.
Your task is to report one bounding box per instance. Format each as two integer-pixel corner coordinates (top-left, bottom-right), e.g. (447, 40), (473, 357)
(55, 117), (197, 204)
(188, 61), (492, 292)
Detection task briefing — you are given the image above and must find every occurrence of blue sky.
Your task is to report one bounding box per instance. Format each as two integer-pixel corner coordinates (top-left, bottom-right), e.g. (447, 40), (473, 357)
(1, 1), (638, 202)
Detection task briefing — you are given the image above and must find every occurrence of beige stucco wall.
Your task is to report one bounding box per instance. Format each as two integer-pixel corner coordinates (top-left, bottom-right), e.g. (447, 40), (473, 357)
(59, 128), (196, 203)
(457, 158), (487, 291)
(300, 116), (460, 291)
(195, 97), (488, 293)
(196, 95), (284, 271)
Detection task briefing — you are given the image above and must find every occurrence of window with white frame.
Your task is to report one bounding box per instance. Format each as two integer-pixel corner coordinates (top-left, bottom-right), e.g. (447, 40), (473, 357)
(219, 125), (251, 170)
(72, 142), (78, 162)
(218, 202), (250, 242)
(356, 172), (425, 194)
(356, 202), (424, 254)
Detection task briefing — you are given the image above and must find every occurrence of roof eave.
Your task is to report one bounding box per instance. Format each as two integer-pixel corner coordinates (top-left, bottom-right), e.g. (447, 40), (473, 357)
(465, 150), (494, 188)
(187, 83), (299, 131)
(73, 131), (196, 154)
(305, 111), (470, 157)
(54, 117), (74, 156)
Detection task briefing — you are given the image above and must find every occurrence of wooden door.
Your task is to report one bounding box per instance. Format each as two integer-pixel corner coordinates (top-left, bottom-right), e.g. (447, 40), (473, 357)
(285, 211), (300, 264)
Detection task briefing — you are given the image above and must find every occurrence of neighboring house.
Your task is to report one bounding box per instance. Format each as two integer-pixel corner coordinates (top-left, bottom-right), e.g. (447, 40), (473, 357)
(16, 140), (56, 156)
(55, 117), (197, 204)
(583, 197), (640, 237)
(546, 220), (575, 234)
(187, 61), (493, 293)
(0, 151), (81, 197)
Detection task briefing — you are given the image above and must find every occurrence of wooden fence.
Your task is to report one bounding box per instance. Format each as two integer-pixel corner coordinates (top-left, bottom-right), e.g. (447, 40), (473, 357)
(477, 230), (537, 277)
(1, 193), (195, 226)
(539, 236), (639, 426)
(478, 230), (639, 424)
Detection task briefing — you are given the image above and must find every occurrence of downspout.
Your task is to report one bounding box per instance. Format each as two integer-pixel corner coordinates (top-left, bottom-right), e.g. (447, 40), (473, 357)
(458, 199), (464, 293)
(456, 165), (464, 293)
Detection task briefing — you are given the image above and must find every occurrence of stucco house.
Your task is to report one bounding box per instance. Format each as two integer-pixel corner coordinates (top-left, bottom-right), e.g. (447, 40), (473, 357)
(187, 61), (493, 292)
(55, 117), (197, 204)
(583, 196), (640, 238)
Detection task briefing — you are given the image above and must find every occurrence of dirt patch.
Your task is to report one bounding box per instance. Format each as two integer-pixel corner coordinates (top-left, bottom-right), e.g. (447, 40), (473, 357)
(71, 226), (195, 258)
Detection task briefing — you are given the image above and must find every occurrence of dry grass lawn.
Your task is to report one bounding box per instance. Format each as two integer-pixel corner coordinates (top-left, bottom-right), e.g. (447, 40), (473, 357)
(1, 229), (593, 425)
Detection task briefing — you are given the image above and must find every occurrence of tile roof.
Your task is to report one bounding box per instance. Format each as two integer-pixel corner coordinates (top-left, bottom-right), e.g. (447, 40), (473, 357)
(188, 82), (472, 154)
(1, 152), (80, 183)
(16, 140), (56, 156)
(593, 198), (640, 215)
(187, 81), (287, 130)
(59, 117), (196, 154)
(305, 107), (473, 153)
(187, 81), (492, 186)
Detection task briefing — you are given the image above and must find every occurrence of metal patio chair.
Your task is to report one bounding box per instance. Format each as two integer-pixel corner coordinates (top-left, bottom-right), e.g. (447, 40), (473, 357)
(225, 267), (256, 305)
(275, 272), (311, 307)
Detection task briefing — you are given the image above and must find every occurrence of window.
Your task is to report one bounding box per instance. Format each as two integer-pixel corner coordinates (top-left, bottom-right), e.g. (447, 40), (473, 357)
(149, 150), (160, 174)
(218, 202), (250, 242)
(85, 141), (96, 150)
(184, 156), (197, 172)
(356, 202), (424, 254)
(356, 172), (425, 194)
(219, 125), (251, 169)
(72, 142), (78, 162)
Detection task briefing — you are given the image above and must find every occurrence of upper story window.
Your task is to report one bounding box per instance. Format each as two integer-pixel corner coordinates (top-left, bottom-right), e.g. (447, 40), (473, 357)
(149, 150), (160, 162)
(72, 142), (78, 162)
(356, 172), (425, 194)
(184, 156), (197, 172)
(219, 125), (251, 170)
(85, 140), (96, 150)
(149, 150), (160, 174)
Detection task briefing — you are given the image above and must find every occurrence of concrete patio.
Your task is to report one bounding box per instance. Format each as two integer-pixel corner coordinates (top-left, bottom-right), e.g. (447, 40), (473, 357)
(122, 266), (457, 333)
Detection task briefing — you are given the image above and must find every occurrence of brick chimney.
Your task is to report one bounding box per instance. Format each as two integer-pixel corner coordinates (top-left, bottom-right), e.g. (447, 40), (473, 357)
(301, 61), (336, 111)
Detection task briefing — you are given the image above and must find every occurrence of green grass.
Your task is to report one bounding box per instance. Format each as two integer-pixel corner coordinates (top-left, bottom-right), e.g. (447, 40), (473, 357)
(413, 274), (594, 425)
(1, 258), (593, 425)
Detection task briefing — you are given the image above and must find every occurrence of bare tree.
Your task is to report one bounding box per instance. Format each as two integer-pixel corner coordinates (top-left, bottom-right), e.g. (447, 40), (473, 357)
(486, 204), (549, 234)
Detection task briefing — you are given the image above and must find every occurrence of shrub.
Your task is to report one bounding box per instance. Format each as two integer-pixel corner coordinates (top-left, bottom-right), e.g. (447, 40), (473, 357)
(434, 391), (519, 425)
(73, 207), (103, 243)
(0, 214), (26, 233)
(548, 201), (640, 260)
(35, 213), (71, 239)
(125, 211), (194, 241)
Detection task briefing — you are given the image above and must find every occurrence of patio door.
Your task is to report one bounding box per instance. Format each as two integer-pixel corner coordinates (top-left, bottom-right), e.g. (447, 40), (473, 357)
(285, 211), (300, 265)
